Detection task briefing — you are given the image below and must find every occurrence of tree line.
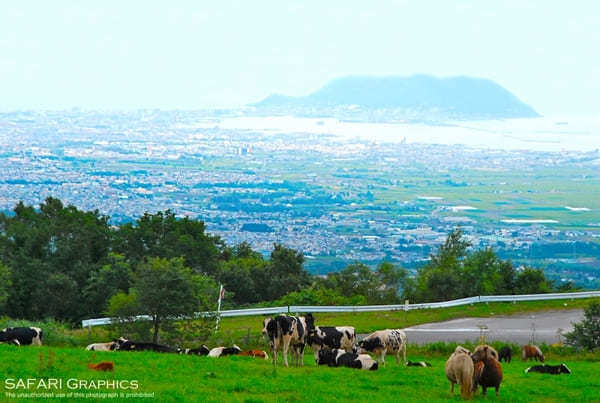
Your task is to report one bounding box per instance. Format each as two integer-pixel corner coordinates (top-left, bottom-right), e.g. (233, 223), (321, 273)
(0, 198), (573, 330)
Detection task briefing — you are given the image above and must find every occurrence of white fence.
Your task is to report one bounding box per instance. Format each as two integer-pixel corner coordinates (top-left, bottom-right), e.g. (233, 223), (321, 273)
(81, 290), (600, 328)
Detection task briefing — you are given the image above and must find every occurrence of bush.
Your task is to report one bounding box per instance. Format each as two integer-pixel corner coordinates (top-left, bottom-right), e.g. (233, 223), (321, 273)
(564, 301), (600, 351)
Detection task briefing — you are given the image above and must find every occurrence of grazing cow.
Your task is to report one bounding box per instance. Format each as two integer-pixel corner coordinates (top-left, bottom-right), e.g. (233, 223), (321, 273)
(180, 345), (210, 356)
(498, 346), (512, 363)
(239, 349), (269, 360)
(317, 348), (378, 370)
(525, 363), (571, 375)
(407, 361), (432, 367)
(470, 345), (503, 397)
(208, 345), (241, 358)
(304, 313), (356, 361)
(114, 338), (179, 353)
(445, 351), (474, 399)
(473, 344), (499, 361)
(86, 342), (118, 351)
(0, 327), (43, 346)
(357, 329), (407, 366)
(87, 362), (114, 371)
(522, 345), (545, 362)
(262, 315), (306, 367)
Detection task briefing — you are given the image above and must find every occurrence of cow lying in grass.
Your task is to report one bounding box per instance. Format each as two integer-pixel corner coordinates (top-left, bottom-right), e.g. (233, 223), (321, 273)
(525, 364), (571, 375)
(407, 361), (432, 367)
(239, 349), (269, 360)
(208, 345), (241, 358)
(0, 327), (43, 346)
(180, 345), (210, 356)
(86, 342), (118, 351)
(317, 348), (378, 370)
(114, 337), (179, 353)
(88, 362), (114, 371)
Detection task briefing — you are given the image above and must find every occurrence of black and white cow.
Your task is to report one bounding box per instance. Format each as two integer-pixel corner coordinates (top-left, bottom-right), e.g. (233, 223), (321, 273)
(357, 329), (407, 366)
(262, 314), (306, 367)
(317, 348), (378, 370)
(0, 327), (43, 346)
(304, 313), (356, 362)
(180, 345), (210, 356)
(525, 364), (571, 375)
(208, 345), (241, 357)
(86, 341), (118, 351)
(407, 361), (432, 367)
(114, 337), (179, 353)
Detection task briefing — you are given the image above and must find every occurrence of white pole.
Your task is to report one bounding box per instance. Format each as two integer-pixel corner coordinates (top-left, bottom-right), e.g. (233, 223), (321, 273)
(215, 284), (223, 331)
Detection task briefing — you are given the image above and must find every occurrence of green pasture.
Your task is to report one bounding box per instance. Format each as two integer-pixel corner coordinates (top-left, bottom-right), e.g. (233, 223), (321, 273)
(0, 344), (598, 402)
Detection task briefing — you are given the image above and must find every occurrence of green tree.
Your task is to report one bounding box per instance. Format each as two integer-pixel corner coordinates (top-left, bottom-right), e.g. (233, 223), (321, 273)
(461, 249), (517, 296)
(429, 228), (470, 268)
(84, 253), (132, 314)
(112, 210), (223, 276)
(376, 261), (409, 303)
(274, 285), (368, 306)
(264, 244), (311, 301)
(414, 229), (470, 302)
(0, 197), (111, 321)
(109, 257), (217, 343)
(218, 255), (268, 305)
(0, 263), (11, 313)
(564, 301), (600, 351)
(514, 267), (554, 294)
(106, 291), (150, 341)
(325, 263), (381, 302)
(319, 262), (408, 305)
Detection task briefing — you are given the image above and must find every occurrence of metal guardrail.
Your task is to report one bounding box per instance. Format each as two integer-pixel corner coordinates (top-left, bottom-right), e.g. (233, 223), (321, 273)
(81, 290), (600, 328)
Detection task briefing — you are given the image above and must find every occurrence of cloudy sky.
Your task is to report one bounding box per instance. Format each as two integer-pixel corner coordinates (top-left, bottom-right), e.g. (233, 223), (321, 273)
(1, 0), (598, 116)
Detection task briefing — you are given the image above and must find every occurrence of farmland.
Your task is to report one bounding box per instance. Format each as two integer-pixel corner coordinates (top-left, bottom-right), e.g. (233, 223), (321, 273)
(1, 344), (598, 402)
(1, 111), (599, 286)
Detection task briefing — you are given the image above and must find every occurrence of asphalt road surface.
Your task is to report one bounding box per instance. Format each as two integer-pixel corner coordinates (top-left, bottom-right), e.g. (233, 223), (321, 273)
(399, 309), (584, 345)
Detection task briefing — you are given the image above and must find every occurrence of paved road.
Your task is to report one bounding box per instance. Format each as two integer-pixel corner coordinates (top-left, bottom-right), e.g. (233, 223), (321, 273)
(372, 310), (583, 345)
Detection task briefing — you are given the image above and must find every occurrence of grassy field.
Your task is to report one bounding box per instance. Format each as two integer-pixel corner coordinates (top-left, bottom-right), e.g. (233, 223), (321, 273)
(217, 298), (600, 344)
(1, 344), (598, 402)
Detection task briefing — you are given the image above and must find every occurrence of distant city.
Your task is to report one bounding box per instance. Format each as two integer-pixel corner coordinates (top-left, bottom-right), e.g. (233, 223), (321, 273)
(1, 110), (599, 287)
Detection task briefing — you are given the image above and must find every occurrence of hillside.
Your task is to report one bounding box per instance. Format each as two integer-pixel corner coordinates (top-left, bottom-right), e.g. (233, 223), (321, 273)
(252, 75), (540, 120)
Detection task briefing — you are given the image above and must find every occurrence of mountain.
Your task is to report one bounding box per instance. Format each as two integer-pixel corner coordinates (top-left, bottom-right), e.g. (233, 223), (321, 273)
(252, 75), (540, 120)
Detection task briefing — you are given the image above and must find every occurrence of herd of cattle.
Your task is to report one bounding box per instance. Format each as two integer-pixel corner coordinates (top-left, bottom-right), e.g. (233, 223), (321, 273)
(260, 313), (406, 370)
(2, 318), (573, 399)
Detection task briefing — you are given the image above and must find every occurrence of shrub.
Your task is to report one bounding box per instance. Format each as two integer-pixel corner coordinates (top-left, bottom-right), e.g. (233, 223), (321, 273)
(564, 301), (600, 351)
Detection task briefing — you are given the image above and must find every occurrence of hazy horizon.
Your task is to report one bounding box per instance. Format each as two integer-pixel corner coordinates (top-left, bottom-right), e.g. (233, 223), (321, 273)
(1, 1), (599, 116)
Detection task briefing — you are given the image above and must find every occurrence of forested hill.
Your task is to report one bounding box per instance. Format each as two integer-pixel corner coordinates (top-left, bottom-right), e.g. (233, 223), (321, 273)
(252, 75), (540, 120)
